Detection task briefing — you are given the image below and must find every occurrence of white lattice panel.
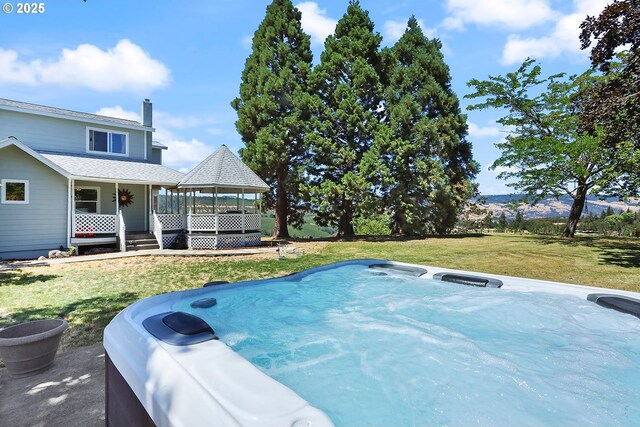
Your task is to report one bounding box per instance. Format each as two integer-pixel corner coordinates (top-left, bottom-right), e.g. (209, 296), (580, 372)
(217, 214), (243, 231)
(162, 234), (178, 248)
(244, 233), (262, 246)
(158, 214), (184, 231)
(74, 214), (117, 234)
(190, 215), (217, 231)
(217, 235), (245, 248)
(189, 236), (217, 249)
(244, 214), (261, 231)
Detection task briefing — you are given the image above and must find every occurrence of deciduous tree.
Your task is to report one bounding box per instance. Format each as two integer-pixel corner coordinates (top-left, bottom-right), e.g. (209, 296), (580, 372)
(467, 59), (621, 238)
(578, 0), (640, 196)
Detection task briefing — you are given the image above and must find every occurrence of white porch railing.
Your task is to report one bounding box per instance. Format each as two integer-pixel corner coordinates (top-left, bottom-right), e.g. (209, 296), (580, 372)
(73, 213), (117, 235)
(153, 213), (185, 231)
(118, 211), (126, 252)
(152, 211), (164, 250)
(187, 213), (261, 232)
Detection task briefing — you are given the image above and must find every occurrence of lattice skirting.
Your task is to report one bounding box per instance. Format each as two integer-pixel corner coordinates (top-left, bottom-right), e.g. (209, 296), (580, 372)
(162, 234), (179, 249)
(187, 233), (262, 249)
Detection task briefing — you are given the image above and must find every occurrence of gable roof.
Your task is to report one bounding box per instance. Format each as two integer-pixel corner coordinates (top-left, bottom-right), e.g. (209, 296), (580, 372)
(178, 145), (269, 193)
(40, 152), (185, 186)
(0, 137), (70, 178)
(0, 98), (151, 131)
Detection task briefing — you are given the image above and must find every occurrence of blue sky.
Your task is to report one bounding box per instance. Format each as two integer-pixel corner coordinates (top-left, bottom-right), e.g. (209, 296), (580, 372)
(0, 0), (609, 194)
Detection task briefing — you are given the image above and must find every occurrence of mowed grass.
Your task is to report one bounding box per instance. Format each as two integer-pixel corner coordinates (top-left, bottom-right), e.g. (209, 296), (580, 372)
(0, 233), (639, 356)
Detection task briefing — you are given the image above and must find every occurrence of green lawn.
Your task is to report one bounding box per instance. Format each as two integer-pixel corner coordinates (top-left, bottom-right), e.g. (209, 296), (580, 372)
(1, 233), (639, 356)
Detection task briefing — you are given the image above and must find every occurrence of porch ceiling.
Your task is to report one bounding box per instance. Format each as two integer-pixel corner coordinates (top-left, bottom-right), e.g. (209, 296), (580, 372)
(40, 151), (184, 186)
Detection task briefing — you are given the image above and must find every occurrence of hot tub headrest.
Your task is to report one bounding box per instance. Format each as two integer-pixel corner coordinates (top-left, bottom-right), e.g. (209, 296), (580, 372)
(432, 272), (503, 288)
(587, 294), (640, 319)
(143, 311), (218, 346)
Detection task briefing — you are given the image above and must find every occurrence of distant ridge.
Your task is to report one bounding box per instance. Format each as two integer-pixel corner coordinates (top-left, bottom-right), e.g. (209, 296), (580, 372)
(477, 194), (640, 219)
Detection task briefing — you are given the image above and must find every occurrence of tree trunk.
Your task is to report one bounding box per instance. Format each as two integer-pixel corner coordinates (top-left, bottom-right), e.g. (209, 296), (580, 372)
(562, 183), (588, 238)
(338, 199), (355, 238)
(273, 167), (290, 239)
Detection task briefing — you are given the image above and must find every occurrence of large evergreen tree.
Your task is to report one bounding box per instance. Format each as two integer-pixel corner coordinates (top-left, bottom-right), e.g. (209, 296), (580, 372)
(381, 17), (478, 235)
(231, 0), (312, 238)
(305, 1), (384, 237)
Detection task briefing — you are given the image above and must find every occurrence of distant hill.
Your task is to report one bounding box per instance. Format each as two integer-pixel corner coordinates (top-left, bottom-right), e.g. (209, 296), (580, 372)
(478, 194), (640, 219)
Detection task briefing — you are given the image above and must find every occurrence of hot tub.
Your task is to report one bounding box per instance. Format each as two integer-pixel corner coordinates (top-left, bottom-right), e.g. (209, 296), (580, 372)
(103, 260), (640, 427)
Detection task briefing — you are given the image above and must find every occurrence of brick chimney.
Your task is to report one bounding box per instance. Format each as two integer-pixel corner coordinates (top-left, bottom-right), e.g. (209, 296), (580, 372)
(142, 99), (152, 127)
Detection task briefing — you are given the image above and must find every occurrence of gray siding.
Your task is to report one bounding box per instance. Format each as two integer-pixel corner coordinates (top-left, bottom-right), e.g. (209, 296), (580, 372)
(74, 180), (148, 232)
(0, 110), (148, 160)
(0, 146), (68, 259)
(151, 148), (162, 165)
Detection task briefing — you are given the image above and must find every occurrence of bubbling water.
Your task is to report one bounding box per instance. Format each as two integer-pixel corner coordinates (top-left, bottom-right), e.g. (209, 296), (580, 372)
(174, 264), (640, 427)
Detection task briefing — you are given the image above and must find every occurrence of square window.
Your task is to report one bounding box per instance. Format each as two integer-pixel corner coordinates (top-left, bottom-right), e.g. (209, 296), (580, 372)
(1, 179), (29, 204)
(74, 187), (100, 213)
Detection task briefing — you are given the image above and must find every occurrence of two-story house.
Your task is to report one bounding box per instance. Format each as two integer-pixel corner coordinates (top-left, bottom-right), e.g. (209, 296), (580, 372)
(0, 98), (268, 260)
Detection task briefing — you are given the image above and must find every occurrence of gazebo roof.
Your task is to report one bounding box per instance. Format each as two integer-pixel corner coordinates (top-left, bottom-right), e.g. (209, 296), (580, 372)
(178, 144), (269, 193)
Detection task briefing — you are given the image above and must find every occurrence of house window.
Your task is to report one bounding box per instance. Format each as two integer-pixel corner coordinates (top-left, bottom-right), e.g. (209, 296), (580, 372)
(87, 128), (128, 155)
(75, 187), (100, 213)
(1, 179), (29, 204)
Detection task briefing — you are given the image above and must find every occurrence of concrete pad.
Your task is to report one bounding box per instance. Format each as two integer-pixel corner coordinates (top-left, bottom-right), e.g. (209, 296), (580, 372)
(0, 343), (105, 427)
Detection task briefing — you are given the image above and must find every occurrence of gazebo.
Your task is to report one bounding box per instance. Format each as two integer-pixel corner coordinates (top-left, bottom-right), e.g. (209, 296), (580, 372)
(150, 145), (269, 249)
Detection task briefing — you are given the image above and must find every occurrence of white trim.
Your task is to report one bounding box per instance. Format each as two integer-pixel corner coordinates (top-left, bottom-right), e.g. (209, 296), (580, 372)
(67, 175), (179, 186)
(86, 127), (129, 157)
(67, 179), (72, 248)
(74, 186), (101, 214)
(0, 103), (153, 132)
(1, 179), (29, 204)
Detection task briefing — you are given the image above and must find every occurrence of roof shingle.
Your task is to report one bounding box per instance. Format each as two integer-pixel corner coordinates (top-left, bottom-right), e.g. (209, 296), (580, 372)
(178, 145), (269, 192)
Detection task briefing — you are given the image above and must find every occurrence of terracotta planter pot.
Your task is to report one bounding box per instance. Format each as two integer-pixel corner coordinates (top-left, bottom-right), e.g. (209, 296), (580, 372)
(0, 319), (68, 377)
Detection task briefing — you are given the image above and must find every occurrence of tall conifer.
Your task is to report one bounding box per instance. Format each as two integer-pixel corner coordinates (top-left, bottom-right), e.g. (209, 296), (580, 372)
(306, 1), (384, 237)
(381, 17), (478, 235)
(232, 0), (312, 238)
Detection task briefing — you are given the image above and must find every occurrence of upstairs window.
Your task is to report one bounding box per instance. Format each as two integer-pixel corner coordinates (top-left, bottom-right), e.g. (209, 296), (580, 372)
(1, 179), (29, 204)
(87, 128), (128, 155)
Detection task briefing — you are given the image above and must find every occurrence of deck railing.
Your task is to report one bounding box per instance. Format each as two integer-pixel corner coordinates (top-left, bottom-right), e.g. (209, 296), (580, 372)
(186, 213), (261, 233)
(73, 213), (117, 235)
(152, 212), (164, 250)
(154, 213), (185, 231)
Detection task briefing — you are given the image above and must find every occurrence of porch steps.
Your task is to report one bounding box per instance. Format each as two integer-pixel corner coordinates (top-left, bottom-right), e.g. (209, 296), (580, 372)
(125, 233), (160, 251)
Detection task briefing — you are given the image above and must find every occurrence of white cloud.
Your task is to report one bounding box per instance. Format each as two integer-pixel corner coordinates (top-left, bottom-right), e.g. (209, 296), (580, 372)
(500, 0), (610, 65)
(383, 18), (436, 43)
(468, 122), (504, 138)
(156, 131), (214, 169)
(295, 2), (337, 46)
(95, 106), (216, 169)
(0, 49), (37, 85)
(443, 0), (556, 30)
(95, 106), (141, 122)
(0, 40), (170, 92)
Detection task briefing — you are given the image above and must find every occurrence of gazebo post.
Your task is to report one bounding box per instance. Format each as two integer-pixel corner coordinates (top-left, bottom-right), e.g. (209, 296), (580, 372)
(241, 188), (245, 234)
